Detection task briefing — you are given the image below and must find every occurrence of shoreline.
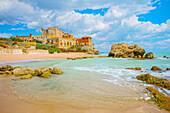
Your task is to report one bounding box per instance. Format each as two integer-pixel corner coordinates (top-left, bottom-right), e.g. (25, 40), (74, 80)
(0, 77), (168, 113)
(0, 52), (89, 61)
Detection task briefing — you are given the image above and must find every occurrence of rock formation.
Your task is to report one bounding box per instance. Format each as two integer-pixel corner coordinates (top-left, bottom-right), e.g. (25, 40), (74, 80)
(0, 65), (63, 79)
(151, 66), (162, 71)
(145, 52), (154, 59)
(20, 74), (32, 79)
(108, 43), (145, 58)
(146, 87), (170, 111)
(136, 73), (170, 90)
(52, 67), (63, 74)
(81, 45), (99, 55)
(126, 67), (142, 70)
(12, 67), (35, 76)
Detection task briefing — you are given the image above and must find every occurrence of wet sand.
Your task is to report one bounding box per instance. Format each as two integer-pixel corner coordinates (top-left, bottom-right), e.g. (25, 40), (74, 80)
(0, 77), (168, 113)
(0, 52), (88, 61)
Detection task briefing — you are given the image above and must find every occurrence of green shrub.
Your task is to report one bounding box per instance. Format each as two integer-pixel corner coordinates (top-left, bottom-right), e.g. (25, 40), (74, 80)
(32, 39), (42, 44)
(76, 47), (81, 51)
(48, 48), (55, 54)
(10, 36), (24, 42)
(82, 49), (87, 52)
(22, 49), (27, 53)
(55, 47), (61, 53)
(70, 45), (76, 49)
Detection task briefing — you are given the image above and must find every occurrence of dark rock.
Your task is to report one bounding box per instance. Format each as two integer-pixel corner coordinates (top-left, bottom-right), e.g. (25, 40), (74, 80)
(151, 66), (162, 71)
(136, 73), (170, 90)
(145, 52), (154, 59)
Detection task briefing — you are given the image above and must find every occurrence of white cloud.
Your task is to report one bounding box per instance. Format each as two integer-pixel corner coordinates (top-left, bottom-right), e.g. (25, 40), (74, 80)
(0, 0), (169, 52)
(0, 33), (12, 38)
(11, 28), (25, 30)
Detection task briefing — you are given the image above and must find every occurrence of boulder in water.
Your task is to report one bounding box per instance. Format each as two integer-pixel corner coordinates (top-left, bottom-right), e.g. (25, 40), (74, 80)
(166, 68), (170, 70)
(52, 67), (63, 74)
(108, 43), (145, 58)
(136, 73), (170, 90)
(34, 68), (51, 76)
(20, 74), (32, 79)
(0, 65), (13, 71)
(12, 67), (34, 76)
(145, 52), (154, 59)
(40, 71), (51, 78)
(151, 66), (162, 71)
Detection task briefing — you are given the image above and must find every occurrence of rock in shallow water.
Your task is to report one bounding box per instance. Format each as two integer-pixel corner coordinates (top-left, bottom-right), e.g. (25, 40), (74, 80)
(52, 67), (63, 74)
(20, 74), (32, 79)
(12, 67), (35, 76)
(145, 52), (154, 59)
(34, 68), (51, 76)
(136, 73), (170, 90)
(146, 87), (170, 111)
(108, 43), (145, 58)
(40, 71), (51, 78)
(151, 66), (162, 71)
(0, 65), (13, 71)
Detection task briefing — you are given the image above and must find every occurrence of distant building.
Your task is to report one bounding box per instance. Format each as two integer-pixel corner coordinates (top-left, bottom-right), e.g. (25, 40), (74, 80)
(76, 37), (92, 46)
(16, 26), (92, 49)
(16, 33), (32, 42)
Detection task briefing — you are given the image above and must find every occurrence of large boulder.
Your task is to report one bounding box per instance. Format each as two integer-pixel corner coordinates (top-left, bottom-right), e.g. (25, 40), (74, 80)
(20, 74), (32, 79)
(126, 67), (142, 70)
(151, 66), (162, 71)
(145, 52), (154, 59)
(81, 45), (100, 55)
(0, 65), (13, 71)
(34, 68), (51, 76)
(40, 71), (51, 78)
(12, 67), (34, 76)
(52, 67), (63, 74)
(108, 43), (145, 58)
(136, 73), (170, 90)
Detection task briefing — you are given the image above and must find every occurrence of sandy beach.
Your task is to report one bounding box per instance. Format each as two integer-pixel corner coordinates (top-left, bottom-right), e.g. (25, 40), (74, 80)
(0, 52), (89, 61)
(0, 77), (168, 113)
(0, 53), (169, 113)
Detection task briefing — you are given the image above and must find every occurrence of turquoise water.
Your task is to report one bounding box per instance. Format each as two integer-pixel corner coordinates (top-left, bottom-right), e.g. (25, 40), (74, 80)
(1, 53), (170, 104)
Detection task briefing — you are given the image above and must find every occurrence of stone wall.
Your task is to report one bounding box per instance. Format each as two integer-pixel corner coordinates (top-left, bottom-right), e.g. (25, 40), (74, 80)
(27, 49), (49, 54)
(0, 49), (49, 54)
(0, 49), (23, 54)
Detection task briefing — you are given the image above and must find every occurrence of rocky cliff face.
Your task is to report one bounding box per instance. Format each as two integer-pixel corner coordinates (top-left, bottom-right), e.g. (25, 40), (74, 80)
(81, 45), (99, 55)
(108, 43), (145, 58)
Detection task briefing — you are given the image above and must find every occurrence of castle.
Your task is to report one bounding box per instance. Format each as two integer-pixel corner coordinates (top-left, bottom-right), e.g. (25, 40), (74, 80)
(16, 26), (92, 49)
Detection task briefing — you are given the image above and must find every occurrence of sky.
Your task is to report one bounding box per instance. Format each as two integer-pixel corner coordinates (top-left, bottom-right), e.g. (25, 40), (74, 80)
(0, 0), (169, 53)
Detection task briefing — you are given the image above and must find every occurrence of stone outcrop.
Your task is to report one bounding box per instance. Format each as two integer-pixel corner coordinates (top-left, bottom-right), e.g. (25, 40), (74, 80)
(81, 45), (99, 55)
(151, 66), (162, 71)
(34, 68), (51, 76)
(126, 67), (142, 70)
(0, 65), (63, 79)
(34, 68), (52, 78)
(108, 43), (145, 58)
(145, 52), (154, 59)
(52, 67), (63, 74)
(146, 87), (170, 111)
(136, 73), (170, 90)
(0, 65), (13, 71)
(12, 67), (35, 76)
(20, 74), (32, 79)
(41, 71), (51, 78)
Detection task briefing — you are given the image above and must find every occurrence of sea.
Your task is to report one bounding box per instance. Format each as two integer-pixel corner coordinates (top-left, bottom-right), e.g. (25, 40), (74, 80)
(0, 53), (170, 105)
